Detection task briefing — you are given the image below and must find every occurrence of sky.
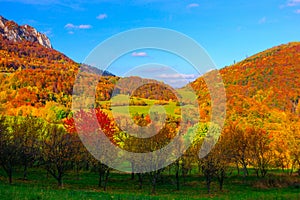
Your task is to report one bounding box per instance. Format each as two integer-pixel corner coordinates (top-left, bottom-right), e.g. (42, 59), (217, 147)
(0, 0), (300, 87)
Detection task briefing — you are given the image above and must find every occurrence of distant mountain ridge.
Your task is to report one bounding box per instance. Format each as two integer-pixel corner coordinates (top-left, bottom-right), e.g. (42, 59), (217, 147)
(0, 16), (52, 48)
(79, 63), (115, 76)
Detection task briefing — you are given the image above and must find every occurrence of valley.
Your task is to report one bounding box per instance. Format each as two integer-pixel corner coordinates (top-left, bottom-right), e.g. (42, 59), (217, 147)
(0, 15), (299, 199)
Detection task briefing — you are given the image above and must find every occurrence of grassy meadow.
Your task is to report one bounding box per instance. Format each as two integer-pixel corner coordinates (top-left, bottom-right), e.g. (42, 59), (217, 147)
(0, 168), (299, 200)
(102, 95), (181, 117)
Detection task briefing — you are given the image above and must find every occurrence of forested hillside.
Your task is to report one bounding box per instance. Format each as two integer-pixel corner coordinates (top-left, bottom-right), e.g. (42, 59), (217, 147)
(0, 16), (177, 120)
(191, 42), (300, 123)
(0, 16), (299, 197)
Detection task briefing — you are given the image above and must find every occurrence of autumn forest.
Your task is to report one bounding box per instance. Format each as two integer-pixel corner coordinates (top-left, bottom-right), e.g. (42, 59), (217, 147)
(0, 15), (299, 199)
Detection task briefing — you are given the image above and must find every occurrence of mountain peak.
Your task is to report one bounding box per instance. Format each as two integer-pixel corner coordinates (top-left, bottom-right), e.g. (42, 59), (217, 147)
(0, 16), (52, 48)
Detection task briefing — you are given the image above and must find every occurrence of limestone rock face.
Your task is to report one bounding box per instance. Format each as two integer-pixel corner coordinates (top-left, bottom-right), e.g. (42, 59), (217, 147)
(0, 15), (52, 48)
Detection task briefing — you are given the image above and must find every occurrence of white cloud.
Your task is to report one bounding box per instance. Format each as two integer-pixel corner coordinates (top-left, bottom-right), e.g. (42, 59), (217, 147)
(155, 73), (199, 88)
(65, 23), (76, 29)
(78, 24), (92, 29)
(258, 17), (267, 24)
(157, 73), (198, 79)
(137, 66), (170, 73)
(132, 52), (148, 57)
(64, 23), (92, 30)
(97, 13), (108, 20)
(286, 0), (300, 7)
(187, 3), (199, 8)
(295, 9), (300, 13)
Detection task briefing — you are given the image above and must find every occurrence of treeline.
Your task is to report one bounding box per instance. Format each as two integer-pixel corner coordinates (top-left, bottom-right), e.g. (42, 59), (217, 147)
(0, 71), (181, 118)
(0, 110), (299, 194)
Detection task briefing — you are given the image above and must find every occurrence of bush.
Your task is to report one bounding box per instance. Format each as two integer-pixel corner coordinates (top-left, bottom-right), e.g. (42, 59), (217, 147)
(154, 100), (168, 105)
(253, 174), (299, 189)
(129, 99), (147, 106)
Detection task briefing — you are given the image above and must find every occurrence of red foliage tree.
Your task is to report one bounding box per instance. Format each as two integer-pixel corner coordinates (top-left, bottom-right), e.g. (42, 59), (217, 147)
(64, 108), (116, 145)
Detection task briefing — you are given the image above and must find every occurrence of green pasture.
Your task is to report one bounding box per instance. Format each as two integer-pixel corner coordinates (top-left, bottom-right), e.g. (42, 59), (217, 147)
(0, 168), (299, 200)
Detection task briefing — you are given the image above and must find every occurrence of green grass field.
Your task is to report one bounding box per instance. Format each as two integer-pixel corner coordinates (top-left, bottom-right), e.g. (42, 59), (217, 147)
(98, 91), (201, 120)
(0, 168), (299, 200)
(105, 95), (180, 117)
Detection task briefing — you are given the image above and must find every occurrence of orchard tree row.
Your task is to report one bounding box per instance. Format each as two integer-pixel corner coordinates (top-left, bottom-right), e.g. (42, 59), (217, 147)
(0, 109), (299, 194)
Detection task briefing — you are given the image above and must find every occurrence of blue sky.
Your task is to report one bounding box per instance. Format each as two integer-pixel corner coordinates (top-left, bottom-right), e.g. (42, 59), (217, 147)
(1, 0), (300, 87)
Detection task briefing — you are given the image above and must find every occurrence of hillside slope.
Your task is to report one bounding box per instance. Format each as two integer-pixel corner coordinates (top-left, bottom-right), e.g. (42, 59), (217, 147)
(0, 16), (115, 119)
(0, 16), (178, 120)
(0, 16), (79, 72)
(191, 42), (300, 126)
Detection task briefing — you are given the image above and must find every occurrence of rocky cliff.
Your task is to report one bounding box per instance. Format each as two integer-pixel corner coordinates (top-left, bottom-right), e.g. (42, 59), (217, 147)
(0, 16), (52, 48)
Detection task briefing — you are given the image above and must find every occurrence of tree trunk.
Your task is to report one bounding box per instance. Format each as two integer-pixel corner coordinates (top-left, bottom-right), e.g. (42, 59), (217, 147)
(5, 162), (13, 184)
(131, 162), (135, 180)
(255, 169), (259, 177)
(206, 176), (211, 194)
(242, 162), (248, 177)
(261, 167), (267, 177)
(103, 169), (110, 191)
(76, 163), (80, 180)
(57, 175), (63, 188)
(98, 169), (103, 187)
(218, 169), (225, 191)
(85, 161), (89, 171)
(182, 166), (187, 185)
(236, 162), (240, 175)
(175, 161), (180, 190)
(8, 167), (12, 184)
(290, 162), (295, 176)
(219, 178), (224, 191)
(23, 162), (28, 180)
(241, 161), (248, 184)
(137, 173), (143, 189)
(57, 166), (64, 188)
(151, 173), (157, 194)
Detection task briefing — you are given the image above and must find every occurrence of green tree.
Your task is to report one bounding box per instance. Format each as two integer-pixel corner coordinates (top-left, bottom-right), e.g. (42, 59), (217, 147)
(12, 116), (43, 180)
(0, 116), (19, 184)
(40, 123), (77, 187)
